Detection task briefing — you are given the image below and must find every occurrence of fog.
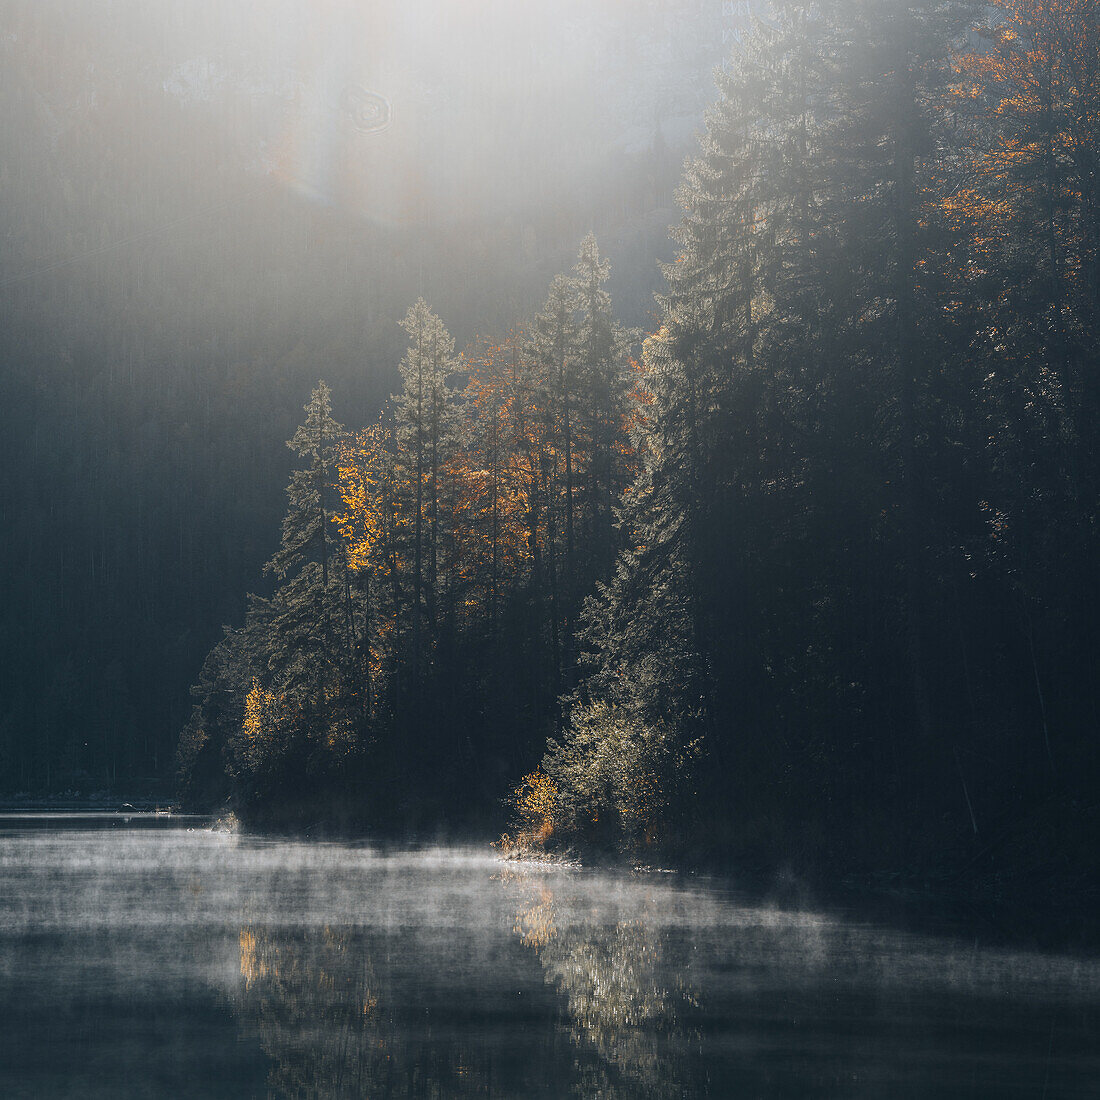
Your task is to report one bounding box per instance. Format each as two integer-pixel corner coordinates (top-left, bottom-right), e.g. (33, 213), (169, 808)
(3, 0), (738, 313)
(0, 3), (750, 782)
(2, 823), (1099, 1096)
(4, 826), (1099, 999)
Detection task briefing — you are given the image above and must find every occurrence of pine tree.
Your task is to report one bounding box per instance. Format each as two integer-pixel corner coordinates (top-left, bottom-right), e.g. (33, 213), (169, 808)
(217, 381), (370, 802)
(537, 1), (976, 856)
(334, 419), (392, 720)
(532, 275), (579, 602)
(543, 342), (705, 851)
(529, 277), (578, 689)
(264, 380), (346, 697)
(392, 300), (461, 685)
(571, 235), (636, 579)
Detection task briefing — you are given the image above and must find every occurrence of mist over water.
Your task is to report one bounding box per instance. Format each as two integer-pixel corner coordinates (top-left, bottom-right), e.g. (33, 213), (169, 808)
(2, 821), (1098, 1097)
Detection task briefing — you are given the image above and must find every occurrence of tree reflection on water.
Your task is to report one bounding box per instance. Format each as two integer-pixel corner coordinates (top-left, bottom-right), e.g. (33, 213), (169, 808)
(502, 868), (700, 1098)
(234, 923), (500, 1098)
(218, 857), (1100, 1099)
(228, 872), (702, 1099)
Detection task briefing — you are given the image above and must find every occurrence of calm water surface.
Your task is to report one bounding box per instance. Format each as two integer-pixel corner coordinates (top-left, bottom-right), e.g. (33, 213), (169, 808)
(1, 818), (1097, 1098)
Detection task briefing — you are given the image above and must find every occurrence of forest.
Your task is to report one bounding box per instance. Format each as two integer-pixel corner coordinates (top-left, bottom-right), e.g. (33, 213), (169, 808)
(171, 0), (1100, 906)
(6, 0), (1100, 905)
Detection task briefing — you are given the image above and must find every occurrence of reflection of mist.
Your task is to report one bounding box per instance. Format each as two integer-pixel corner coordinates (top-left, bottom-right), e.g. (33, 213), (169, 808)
(499, 866), (1100, 1096)
(4, 829), (1100, 1097)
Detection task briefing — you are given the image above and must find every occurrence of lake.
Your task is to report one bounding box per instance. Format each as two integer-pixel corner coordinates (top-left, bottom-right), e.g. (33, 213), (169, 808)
(1, 816), (1097, 1097)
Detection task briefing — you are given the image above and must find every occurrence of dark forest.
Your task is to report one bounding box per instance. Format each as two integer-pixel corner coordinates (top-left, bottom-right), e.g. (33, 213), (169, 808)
(3, 0), (1099, 920)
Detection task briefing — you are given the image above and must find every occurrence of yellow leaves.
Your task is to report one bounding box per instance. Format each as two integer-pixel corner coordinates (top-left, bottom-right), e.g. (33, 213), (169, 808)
(512, 886), (556, 949)
(495, 770), (559, 856)
(243, 678), (280, 752)
(517, 769), (558, 838)
(334, 425), (389, 573)
(239, 926), (267, 987)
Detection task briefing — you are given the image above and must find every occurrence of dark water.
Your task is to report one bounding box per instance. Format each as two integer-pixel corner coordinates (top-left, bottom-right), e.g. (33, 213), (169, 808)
(1, 819), (1097, 1098)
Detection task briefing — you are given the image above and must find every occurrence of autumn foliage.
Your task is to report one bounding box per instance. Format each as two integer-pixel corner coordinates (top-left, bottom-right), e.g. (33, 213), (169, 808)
(178, 3), (1100, 883)
(179, 238), (642, 826)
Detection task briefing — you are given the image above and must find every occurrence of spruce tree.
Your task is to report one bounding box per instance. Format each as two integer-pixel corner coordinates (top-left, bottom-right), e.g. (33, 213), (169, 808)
(570, 235), (636, 579)
(264, 380), (345, 689)
(532, 275), (579, 622)
(392, 300), (460, 685)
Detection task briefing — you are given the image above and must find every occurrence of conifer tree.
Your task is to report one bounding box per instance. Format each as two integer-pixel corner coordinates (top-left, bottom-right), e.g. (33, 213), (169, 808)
(392, 300), (460, 684)
(264, 380), (346, 696)
(532, 275), (579, 598)
(536, 0), (977, 854)
(571, 235), (635, 578)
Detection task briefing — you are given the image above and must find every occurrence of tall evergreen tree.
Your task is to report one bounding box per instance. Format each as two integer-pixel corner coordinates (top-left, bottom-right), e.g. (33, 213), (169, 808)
(392, 300), (460, 686)
(264, 380), (347, 705)
(532, 275), (579, 638)
(571, 235), (636, 578)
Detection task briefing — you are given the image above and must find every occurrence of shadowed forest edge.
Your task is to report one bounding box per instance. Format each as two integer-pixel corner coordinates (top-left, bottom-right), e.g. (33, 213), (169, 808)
(160, 1), (1100, 918)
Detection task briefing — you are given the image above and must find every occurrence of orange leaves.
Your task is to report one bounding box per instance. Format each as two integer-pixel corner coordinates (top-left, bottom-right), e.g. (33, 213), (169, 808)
(623, 355), (655, 454)
(510, 769), (559, 850)
(238, 927), (266, 987)
(323, 283), (642, 699)
(517, 769), (558, 834)
(943, 0), (1100, 292)
(940, 188), (1011, 235)
(494, 770), (562, 859)
(458, 333), (560, 581)
(334, 423), (388, 574)
(243, 679), (278, 748)
(240, 678), (287, 771)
